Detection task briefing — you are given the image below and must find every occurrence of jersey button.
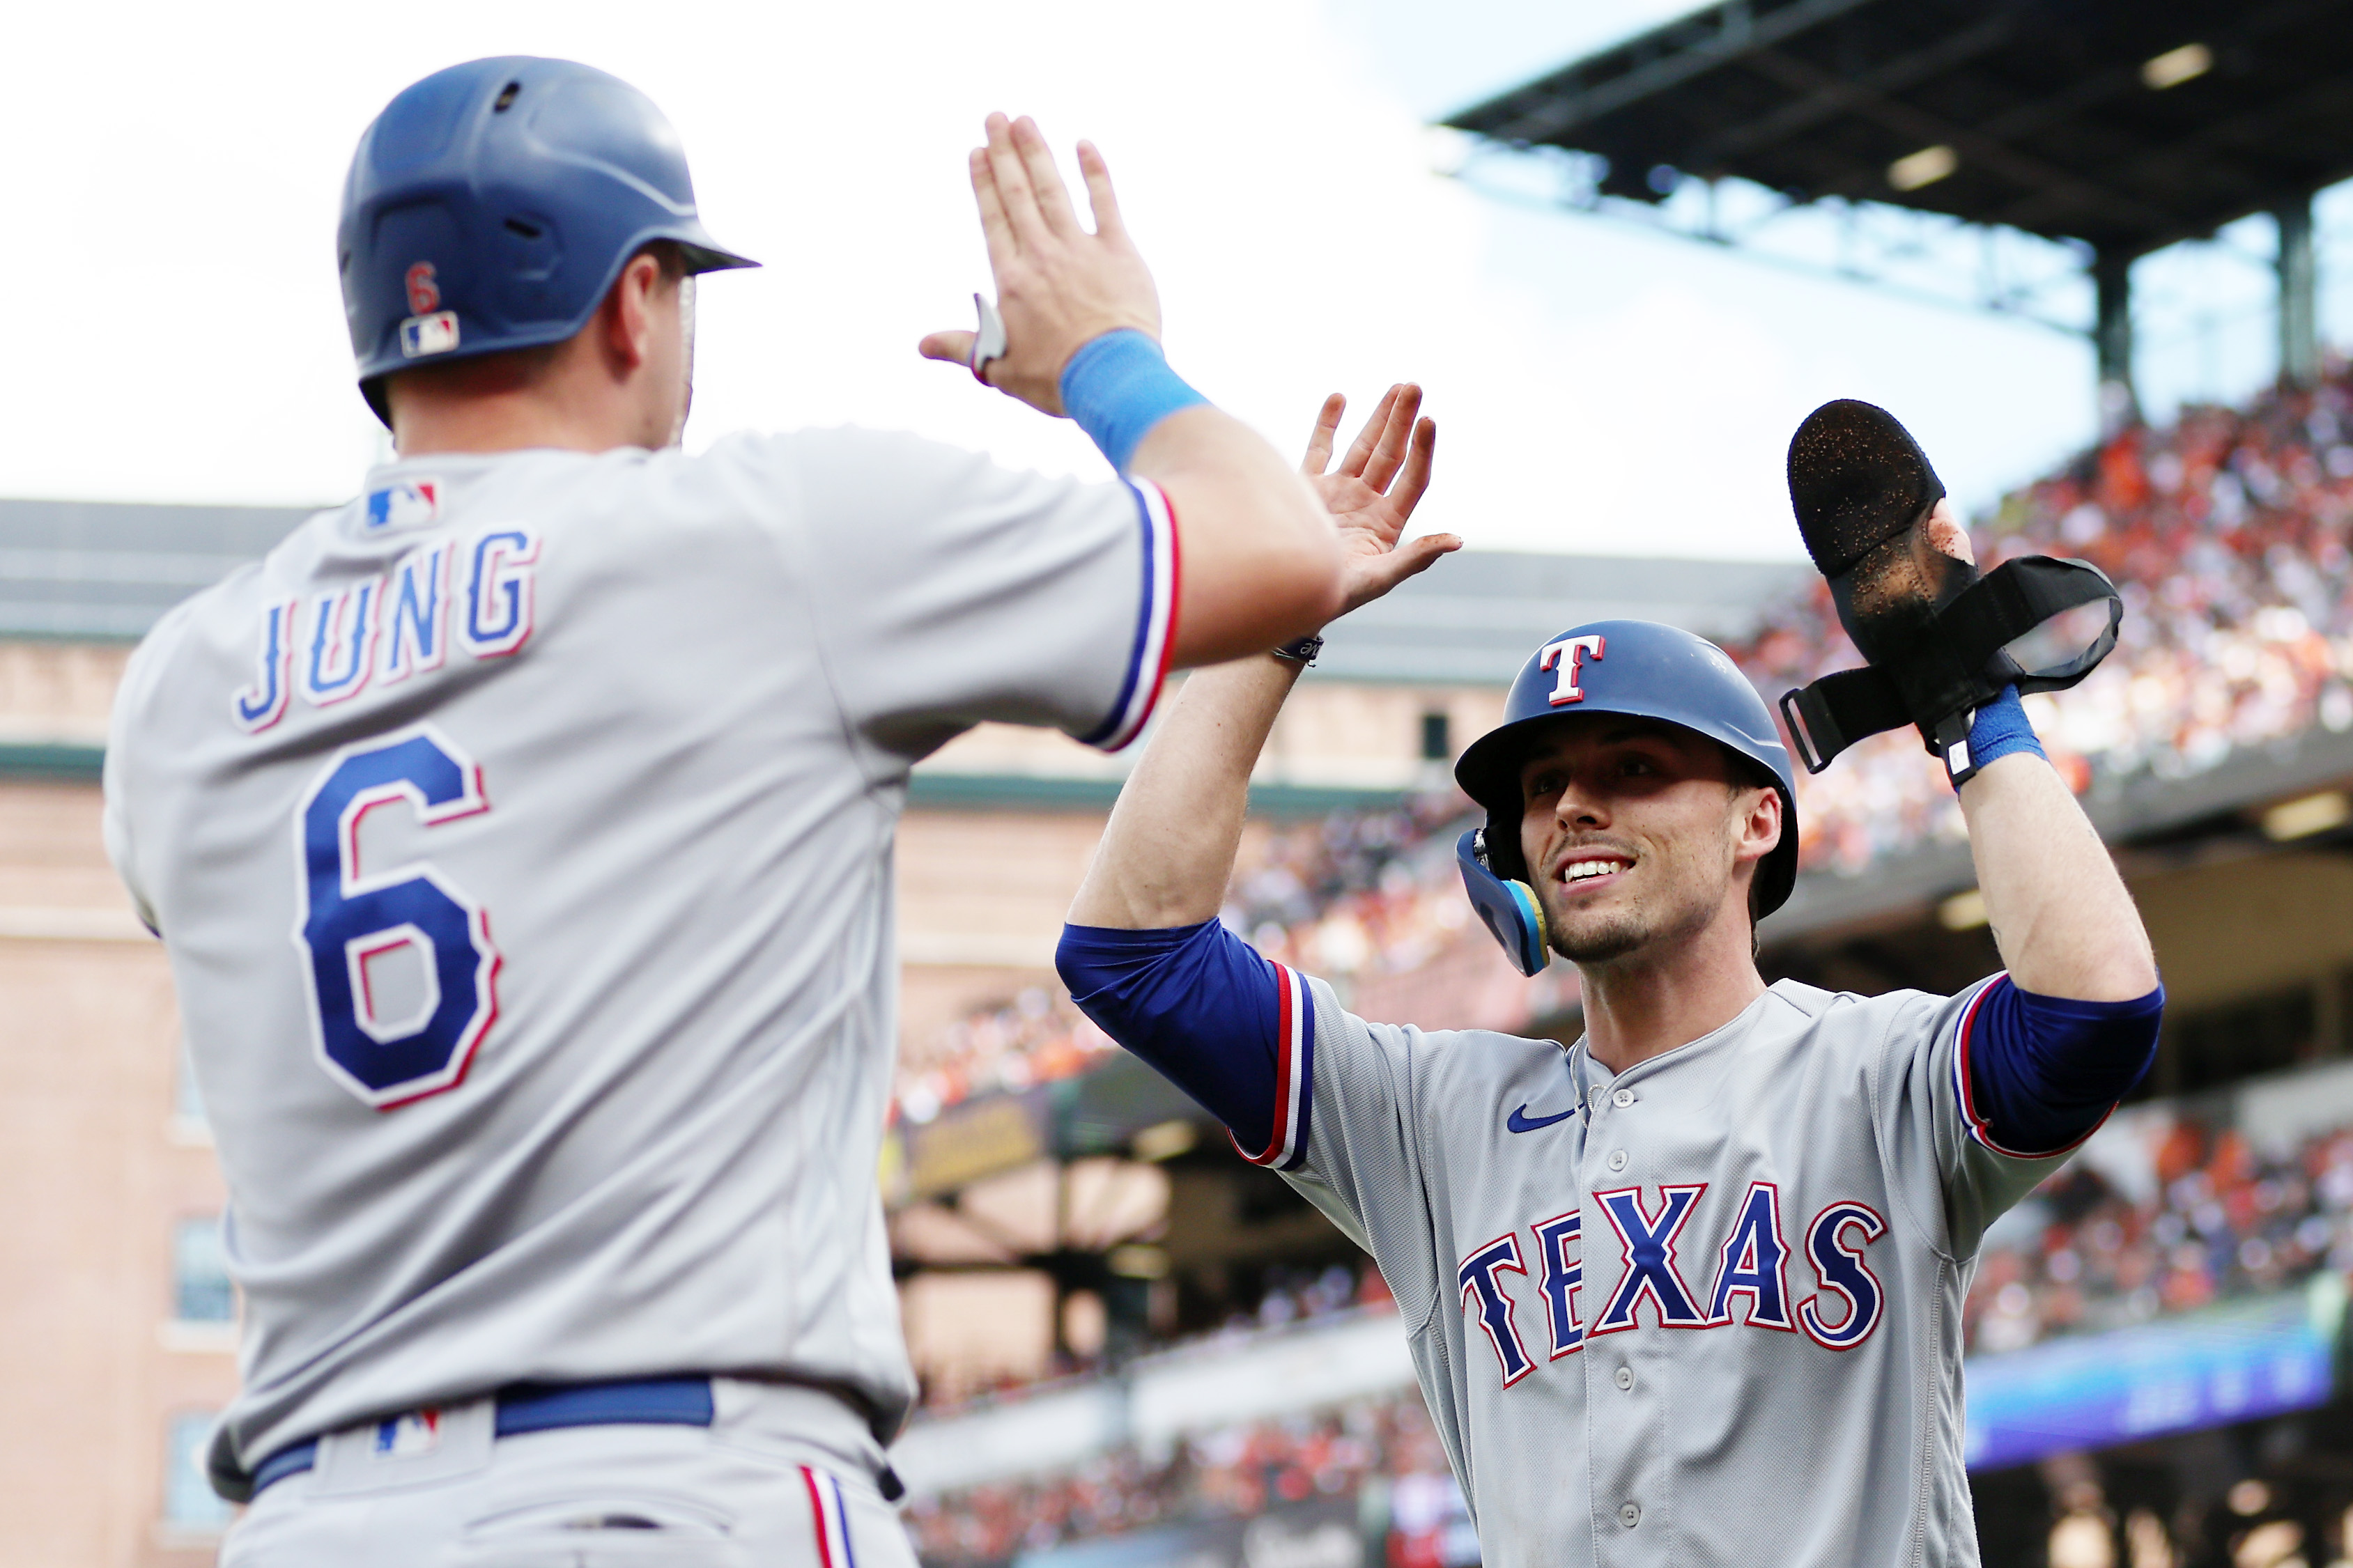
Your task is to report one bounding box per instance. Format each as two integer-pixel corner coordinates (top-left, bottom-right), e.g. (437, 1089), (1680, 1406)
(1612, 1088), (1635, 1108)
(1614, 1365), (1634, 1390)
(1607, 1149), (1628, 1172)
(1619, 1502), (1642, 1529)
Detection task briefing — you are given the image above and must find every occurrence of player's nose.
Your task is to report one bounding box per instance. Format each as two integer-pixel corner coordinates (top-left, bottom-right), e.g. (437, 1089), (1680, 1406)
(1552, 781), (1610, 828)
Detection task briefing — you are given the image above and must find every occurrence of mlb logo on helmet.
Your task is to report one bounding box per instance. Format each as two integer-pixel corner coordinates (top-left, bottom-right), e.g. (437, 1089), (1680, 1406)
(365, 481), (438, 531)
(372, 1406), (442, 1458)
(401, 311), (460, 358)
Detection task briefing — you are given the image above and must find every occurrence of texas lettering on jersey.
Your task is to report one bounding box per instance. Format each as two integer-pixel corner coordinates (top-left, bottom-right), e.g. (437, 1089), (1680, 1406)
(231, 525), (544, 734)
(1454, 1180), (1885, 1386)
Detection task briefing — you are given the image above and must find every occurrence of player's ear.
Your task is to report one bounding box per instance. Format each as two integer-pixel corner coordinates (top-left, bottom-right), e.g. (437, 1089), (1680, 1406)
(602, 252), (663, 372)
(1732, 782), (1782, 864)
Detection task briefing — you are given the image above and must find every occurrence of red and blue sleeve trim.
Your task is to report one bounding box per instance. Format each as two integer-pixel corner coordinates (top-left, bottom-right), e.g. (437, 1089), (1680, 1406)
(1057, 919), (1313, 1172)
(1952, 976), (2062, 1158)
(1078, 479), (1179, 752)
(1230, 961), (1315, 1172)
(1951, 972), (2162, 1158)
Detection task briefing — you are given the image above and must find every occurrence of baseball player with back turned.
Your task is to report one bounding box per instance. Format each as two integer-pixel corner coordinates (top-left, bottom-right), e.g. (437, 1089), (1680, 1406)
(1058, 392), (2166, 1567)
(103, 56), (1359, 1564)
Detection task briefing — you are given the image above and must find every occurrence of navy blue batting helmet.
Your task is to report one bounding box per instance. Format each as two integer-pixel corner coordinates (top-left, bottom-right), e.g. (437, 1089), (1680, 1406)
(1453, 619), (1800, 933)
(339, 57), (757, 423)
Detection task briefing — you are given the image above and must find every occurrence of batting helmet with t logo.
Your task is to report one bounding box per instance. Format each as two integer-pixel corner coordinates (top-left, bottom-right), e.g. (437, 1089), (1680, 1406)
(1450, 619), (1800, 975)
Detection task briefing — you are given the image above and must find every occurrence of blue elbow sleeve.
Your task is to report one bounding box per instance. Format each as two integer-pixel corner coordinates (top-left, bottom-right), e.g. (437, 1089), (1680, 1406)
(1959, 977), (2163, 1156)
(1056, 920), (1312, 1168)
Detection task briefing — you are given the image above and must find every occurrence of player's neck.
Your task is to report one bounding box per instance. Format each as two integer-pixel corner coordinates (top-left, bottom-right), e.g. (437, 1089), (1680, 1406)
(392, 389), (664, 459)
(387, 346), (675, 459)
(1575, 913), (1766, 1076)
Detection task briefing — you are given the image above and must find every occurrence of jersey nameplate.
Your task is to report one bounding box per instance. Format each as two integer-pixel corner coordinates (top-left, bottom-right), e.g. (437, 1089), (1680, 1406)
(233, 527), (543, 733)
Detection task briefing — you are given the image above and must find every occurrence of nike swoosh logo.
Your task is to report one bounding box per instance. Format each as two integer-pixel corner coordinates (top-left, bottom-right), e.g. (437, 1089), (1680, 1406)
(1507, 1103), (1575, 1133)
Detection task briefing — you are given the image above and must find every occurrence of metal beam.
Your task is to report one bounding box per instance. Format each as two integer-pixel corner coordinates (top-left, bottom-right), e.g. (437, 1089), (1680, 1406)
(1991, 28), (2353, 248)
(2094, 252), (2139, 433)
(1688, 11), (2016, 171)
(1973, 0), (2338, 151)
(1486, 0), (1880, 145)
(2278, 196), (2321, 387)
(1443, 159), (2088, 338)
(1743, 47), (2179, 235)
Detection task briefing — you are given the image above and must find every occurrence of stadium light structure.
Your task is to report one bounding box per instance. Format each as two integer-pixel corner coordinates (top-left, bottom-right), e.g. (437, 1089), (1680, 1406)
(1442, 0), (2353, 426)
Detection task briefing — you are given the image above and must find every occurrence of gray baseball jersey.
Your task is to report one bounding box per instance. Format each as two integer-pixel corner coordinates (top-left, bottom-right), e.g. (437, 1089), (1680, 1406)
(103, 430), (1176, 1497)
(1270, 970), (2055, 1568)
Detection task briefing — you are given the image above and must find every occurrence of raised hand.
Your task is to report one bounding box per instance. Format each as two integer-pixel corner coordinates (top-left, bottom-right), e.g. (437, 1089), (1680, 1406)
(1300, 384), (1457, 618)
(919, 114), (1163, 415)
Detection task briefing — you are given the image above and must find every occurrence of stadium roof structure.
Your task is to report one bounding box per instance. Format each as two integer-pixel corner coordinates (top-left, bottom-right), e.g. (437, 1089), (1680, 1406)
(1315, 550), (1810, 684)
(1446, 0), (2353, 399)
(0, 497), (311, 640)
(0, 495), (1812, 678)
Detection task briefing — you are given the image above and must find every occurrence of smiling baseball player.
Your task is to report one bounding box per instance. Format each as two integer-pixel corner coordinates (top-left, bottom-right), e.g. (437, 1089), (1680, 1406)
(1058, 394), (2164, 1566)
(102, 56), (1348, 1562)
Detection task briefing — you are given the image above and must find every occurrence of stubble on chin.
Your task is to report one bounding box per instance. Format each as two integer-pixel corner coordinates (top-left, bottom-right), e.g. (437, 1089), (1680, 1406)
(1544, 880), (1720, 968)
(1550, 906), (1651, 964)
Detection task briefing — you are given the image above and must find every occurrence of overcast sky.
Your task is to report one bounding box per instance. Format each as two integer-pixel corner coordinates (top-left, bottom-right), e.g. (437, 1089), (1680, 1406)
(2, 1), (2340, 559)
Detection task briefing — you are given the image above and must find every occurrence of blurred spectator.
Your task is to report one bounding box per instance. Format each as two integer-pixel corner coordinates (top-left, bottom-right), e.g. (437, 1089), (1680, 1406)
(895, 987), (1120, 1126)
(1966, 1112), (2353, 1356)
(903, 1384), (1457, 1567)
(897, 797), (1485, 1125)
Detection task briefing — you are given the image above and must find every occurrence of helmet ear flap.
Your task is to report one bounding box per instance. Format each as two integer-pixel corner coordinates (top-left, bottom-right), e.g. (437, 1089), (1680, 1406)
(1481, 805), (1527, 883)
(1456, 829), (1549, 977)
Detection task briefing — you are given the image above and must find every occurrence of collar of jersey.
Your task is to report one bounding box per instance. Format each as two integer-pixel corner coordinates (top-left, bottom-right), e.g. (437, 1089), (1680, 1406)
(1566, 984), (1780, 1089)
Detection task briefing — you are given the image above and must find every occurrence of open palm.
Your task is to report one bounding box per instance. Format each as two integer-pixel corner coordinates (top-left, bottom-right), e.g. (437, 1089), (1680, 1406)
(1300, 383), (1458, 618)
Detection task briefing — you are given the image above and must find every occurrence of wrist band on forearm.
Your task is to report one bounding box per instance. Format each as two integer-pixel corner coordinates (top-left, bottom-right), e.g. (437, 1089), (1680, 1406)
(1947, 684), (2045, 789)
(1059, 329), (1208, 474)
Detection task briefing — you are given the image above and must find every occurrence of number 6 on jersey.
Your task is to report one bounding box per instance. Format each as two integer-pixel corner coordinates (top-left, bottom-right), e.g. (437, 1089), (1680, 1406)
(293, 725), (500, 1108)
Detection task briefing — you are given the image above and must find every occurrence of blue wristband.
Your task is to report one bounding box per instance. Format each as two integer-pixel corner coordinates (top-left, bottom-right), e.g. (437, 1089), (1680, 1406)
(1058, 330), (1208, 474)
(1950, 684), (2045, 789)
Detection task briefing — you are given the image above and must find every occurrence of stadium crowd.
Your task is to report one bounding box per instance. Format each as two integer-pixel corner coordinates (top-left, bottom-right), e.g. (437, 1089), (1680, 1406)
(903, 1376), (1470, 1568)
(893, 798), (1486, 1124)
(1968, 1110), (2353, 1355)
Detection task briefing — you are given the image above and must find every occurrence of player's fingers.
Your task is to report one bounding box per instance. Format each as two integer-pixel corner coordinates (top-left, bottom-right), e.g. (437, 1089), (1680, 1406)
(984, 112), (1053, 250)
(919, 329), (978, 365)
(1926, 497), (1976, 565)
(1302, 394), (1346, 475)
(1010, 116), (1083, 238)
(1336, 385), (1401, 479)
(969, 148), (1018, 268)
(1387, 417), (1437, 518)
(1362, 383), (1423, 493)
(1077, 141), (1126, 239)
(1370, 532), (1461, 589)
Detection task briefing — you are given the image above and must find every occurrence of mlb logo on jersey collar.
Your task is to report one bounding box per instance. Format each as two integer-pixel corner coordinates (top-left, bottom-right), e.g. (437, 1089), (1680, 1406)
(367, 481), (440, 531)
(307, 1395), (495, 1496)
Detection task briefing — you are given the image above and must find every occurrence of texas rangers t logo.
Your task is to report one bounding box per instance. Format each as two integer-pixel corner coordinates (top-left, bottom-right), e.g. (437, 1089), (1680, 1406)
(1540, 635), (1605, 706)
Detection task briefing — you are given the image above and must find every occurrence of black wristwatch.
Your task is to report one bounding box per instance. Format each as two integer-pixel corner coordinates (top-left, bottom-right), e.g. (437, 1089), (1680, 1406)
(1272, 635), (1323, 666)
